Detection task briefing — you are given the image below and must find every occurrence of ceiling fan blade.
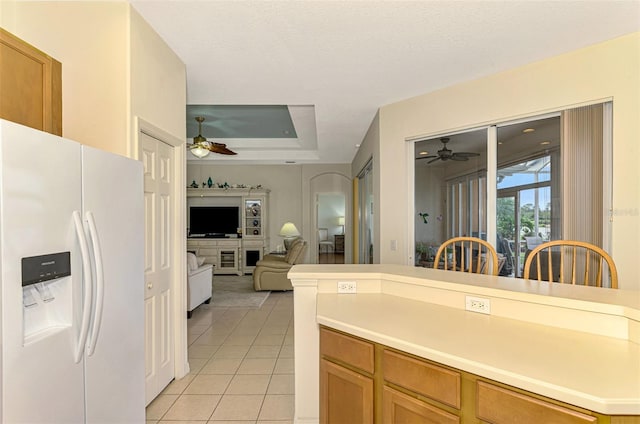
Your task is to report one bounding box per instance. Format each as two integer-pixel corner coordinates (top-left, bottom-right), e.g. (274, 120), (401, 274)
(450, 156), (469, 161)
(453, 152), (480, 157)
(416, 155), (437, 160)
(208, 142), (237, 155)
(190, 116), (238, 155)
(427, 157), (441, 164)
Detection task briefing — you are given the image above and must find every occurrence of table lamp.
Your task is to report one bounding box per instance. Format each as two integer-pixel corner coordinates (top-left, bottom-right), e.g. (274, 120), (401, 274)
(279, 222), (300, 251)
(338, 216), (345, 235)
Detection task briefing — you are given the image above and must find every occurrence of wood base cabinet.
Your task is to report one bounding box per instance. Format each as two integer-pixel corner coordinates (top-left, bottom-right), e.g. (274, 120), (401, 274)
(383, 386), (459, 424)
(320, 326), (640, 424)
(320, 359), (373, 424)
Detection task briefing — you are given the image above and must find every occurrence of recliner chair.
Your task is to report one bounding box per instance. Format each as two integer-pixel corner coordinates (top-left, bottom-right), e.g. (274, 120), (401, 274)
(253, 239), (307, 291)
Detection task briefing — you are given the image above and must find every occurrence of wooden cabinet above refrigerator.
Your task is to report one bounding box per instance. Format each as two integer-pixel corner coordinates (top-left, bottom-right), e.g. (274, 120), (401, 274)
(0, 28), (62, 136)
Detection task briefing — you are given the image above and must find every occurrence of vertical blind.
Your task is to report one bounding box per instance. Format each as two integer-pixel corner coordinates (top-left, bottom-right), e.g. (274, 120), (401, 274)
(562, 104), (604, 246)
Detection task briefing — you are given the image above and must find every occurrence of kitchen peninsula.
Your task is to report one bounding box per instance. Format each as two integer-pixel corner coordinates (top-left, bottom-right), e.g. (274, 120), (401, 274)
(289, 264), (640, 423)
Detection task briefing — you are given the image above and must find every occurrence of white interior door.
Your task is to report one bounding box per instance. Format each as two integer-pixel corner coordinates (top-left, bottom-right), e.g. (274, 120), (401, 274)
(142, 133), (174, 404)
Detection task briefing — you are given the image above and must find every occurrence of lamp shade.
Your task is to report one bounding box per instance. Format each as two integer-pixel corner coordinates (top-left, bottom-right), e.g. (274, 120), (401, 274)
(279, 222), (300, 237)
(337, 216), (345, 226)
(190, 144), (210, 158)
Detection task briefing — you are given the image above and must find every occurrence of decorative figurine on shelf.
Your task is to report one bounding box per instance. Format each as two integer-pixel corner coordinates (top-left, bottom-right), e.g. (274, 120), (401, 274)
(207, 177), (213, 188)
(418, 212), (429, 224)
(202, 181), (206, 188)
(190, 180), (198, 188)
(223, 182), (230, 189)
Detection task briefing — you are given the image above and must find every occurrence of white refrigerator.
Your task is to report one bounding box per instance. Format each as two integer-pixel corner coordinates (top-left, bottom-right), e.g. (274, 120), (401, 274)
(0, 119), (145, 423)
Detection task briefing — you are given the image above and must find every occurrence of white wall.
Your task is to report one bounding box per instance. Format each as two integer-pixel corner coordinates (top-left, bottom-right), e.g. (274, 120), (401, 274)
(1, 3), (186, 158)
(414, 165), (445, 248)
(188, 164), (303, 250)
(130, 8), (186, 151)
(2, 1), (130, 155)
(352, 112), (380, 263)
(189, 163), (352, 262)
(374, 33), (640, 290)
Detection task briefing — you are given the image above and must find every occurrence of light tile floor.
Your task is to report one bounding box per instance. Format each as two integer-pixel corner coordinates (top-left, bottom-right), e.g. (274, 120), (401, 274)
(146, 287), (294, 424)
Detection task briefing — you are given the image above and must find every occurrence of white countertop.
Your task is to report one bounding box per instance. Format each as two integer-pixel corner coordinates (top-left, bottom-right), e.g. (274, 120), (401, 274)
(316, 292), (640, 415)
(289, 264), (640, 416)
(290, 264), (640, 320)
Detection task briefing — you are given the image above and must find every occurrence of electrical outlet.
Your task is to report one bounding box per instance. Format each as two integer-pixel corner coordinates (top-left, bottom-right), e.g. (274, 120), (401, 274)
(337, 281), (357, 294)
(465, 296), (491, 314)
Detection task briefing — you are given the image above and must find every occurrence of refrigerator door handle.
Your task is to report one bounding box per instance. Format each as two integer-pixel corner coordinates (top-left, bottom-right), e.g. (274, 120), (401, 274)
(85, 211), (104, 356)
(73, 211), (93, 363)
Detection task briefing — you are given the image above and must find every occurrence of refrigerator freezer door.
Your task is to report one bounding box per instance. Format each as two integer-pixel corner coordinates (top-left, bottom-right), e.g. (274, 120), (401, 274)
(0, 120), (85, 422)
(81, 145), (145, 422)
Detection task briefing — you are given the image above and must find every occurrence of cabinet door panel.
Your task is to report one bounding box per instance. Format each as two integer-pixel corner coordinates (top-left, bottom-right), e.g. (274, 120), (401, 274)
(383, 386), (459, 424)
(320, 359), (373, 424)
(0, 28), (62, 135)
(321, 327), (374, 373)
(383, 349), (460, 409)
(477, 381), (597, 424)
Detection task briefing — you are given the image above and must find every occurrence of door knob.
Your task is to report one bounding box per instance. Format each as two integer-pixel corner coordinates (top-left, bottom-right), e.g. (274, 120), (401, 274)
(147, 283), (153, 290)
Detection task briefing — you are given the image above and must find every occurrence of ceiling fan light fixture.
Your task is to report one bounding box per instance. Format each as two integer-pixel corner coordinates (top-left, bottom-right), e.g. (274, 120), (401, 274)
(190, 144), (210, 158)
(188, 116), (237, 157)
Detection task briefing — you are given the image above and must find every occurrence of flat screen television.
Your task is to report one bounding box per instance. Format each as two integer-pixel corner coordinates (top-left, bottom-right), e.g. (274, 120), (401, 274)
(189, 206), (239, 237)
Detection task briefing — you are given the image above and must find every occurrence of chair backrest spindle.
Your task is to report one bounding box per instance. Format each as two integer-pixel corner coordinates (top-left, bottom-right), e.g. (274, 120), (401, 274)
(433, 237), (500, 276)
(523, 240), (617, 288)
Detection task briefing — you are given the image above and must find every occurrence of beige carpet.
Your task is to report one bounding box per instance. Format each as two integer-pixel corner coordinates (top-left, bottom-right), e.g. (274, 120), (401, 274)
(211, 275), (270, 308)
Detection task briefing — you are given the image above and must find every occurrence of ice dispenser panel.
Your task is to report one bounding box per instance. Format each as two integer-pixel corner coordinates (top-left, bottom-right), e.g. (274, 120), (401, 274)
(22, 252), (71, 286)
(21, 252), (72, 343)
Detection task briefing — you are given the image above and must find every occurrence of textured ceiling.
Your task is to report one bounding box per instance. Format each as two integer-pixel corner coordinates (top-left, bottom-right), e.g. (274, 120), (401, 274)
(130, 1), (640, 164)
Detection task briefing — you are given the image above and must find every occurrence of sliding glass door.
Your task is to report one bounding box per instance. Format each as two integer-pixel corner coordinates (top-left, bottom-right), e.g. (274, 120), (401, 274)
(413, 102), (612, 276)
(357, 160), (374, 264)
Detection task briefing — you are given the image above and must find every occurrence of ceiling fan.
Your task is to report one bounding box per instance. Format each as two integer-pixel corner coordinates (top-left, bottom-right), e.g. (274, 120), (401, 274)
(417, 137), (479, 164)
(188, 116), (237, 158)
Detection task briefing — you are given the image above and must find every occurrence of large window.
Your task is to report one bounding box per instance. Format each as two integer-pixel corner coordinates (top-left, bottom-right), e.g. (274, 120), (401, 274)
(496, 153), (557, 276)
(414, 103), (611, 277)
(414, 128), (485, 265)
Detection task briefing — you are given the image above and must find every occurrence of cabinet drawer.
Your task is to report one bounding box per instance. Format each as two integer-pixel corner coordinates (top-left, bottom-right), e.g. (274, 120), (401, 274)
(243, 240), (263, 247)
(383, 349), (460, 409)
(383, 386), (459, 424)
(320, 328), (374, 374)
(477, 381), (597, 424)
(198, 248), (218, 256)
(217, 240), (240, 247)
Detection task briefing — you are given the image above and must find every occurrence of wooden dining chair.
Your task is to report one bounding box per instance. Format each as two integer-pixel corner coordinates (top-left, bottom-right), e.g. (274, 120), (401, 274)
(522, 240), (618, 288)
(433, 237), (500, 276)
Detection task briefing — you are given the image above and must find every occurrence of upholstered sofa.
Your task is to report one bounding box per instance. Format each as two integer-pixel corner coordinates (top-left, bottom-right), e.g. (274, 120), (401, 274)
(187, 252), (213, 318)
(253, 239), (307, 291)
